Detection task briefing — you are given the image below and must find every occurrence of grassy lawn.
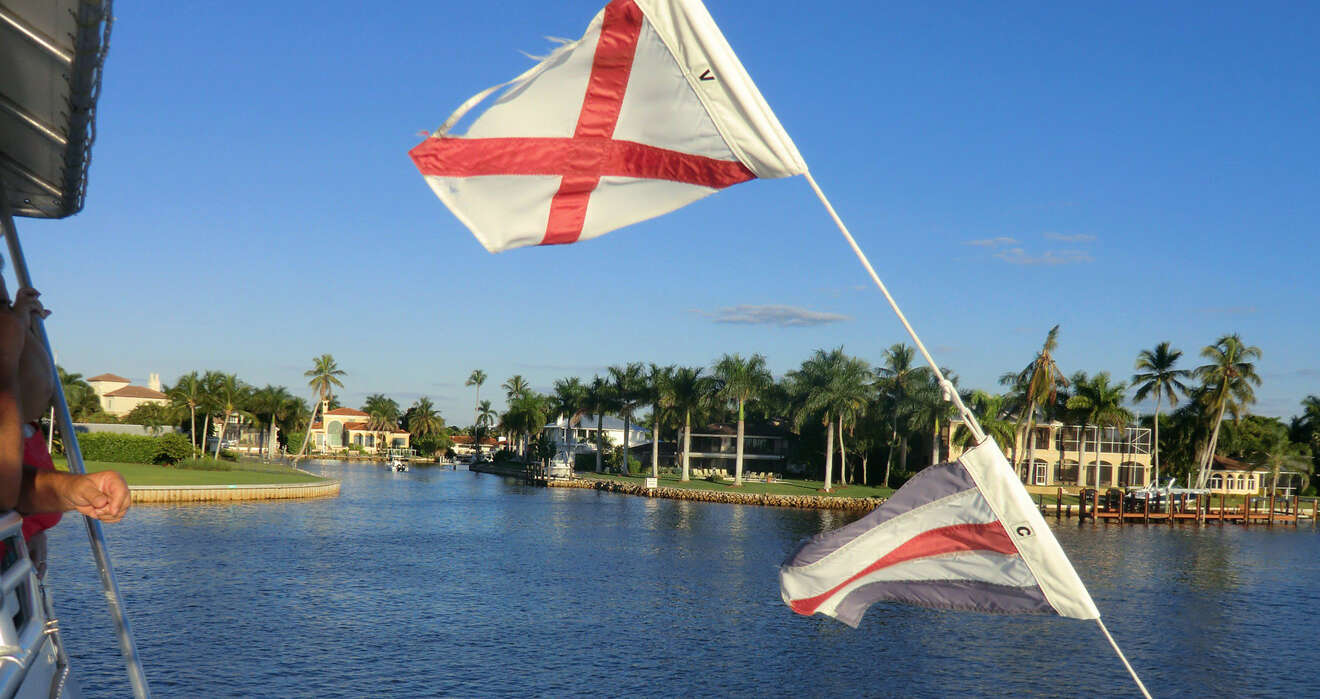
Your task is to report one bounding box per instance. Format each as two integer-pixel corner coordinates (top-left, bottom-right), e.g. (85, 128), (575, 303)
(579, 470), (893, 499)
(53, 457), (326, 486)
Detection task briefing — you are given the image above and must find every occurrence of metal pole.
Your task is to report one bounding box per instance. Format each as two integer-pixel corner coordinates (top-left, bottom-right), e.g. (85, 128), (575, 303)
(0, 188), (151, 698)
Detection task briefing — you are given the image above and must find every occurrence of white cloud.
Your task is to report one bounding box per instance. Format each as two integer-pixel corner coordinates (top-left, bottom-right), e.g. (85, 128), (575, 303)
(1043, 232), (1096, 243)
(993, 248), (1093, 265)
(694, 304), (850, 327)
(965, 237), (1018, 247)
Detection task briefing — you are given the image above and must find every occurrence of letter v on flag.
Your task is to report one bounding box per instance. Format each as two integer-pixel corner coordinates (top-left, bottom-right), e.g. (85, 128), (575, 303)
(779, 439), (1100, 627)
(409, 0), (806, 253)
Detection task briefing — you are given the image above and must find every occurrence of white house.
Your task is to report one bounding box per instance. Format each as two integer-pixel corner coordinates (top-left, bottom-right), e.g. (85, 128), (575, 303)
(545, 414), (649, 452)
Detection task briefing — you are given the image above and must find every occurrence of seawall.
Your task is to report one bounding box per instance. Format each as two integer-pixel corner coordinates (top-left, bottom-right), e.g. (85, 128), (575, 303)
(471, 464), (881, 512)
(130, 480), (341, 504)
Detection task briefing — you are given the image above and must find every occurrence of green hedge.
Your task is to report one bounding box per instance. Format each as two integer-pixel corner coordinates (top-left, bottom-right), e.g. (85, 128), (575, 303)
(76, 432), (194, 465)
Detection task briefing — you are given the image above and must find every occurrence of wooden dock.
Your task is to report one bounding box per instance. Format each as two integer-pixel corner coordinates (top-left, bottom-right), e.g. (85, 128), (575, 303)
(1034, 488), (1314, 527)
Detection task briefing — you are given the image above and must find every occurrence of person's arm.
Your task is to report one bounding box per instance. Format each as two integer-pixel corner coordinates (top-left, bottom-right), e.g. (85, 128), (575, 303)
(0, 280), (30, 509)
(18, 468), (130, 523)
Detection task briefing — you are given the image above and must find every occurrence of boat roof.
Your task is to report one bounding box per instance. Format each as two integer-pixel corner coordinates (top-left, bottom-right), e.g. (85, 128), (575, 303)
(0, 0), (113, 219)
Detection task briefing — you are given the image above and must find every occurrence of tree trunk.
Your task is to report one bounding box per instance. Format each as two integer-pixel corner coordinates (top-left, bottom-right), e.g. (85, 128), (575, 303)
(295, 400), (320, 458)
(862, 454), (869, 486)
(651, 404), (660, 479)
(681, 409), (691, 482)
(623, 414), (631, 474)
(900, 435), (909, 473)
(213, 411), (229, 459)
(932, 418), (941, 466)
(884, 424), (897, 488)
(1025, 415), (1037, 484)
(1078, 427), (1087, 488)
(734, 399), (745, 487)
(837, 415), (848, 487)
(1197, 402), (1228, 489)
(823, 418), (835, 491)
(595, 414), (604, 473)
(1152, 393), (1163, 486)
(189, 406), (197, 454)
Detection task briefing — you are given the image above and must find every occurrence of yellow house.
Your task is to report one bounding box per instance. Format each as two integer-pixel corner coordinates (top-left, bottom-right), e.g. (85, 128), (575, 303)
(950, 420), (1153, 488)
(1206, 455), (1265, 496)
(87, 372), (169, 417)
(310, 406), (410, 453)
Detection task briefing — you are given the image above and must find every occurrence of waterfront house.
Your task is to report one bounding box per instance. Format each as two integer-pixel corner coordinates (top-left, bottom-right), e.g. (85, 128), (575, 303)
(309, 406), (411, 453)
(546, 414), (650, 452)
(1206, 455), (1266, 496)
(451, 434), (501, 455)
(683, 421), (793, 475)
(949, 419), (1153, 489)
(88, 372), (169, 417)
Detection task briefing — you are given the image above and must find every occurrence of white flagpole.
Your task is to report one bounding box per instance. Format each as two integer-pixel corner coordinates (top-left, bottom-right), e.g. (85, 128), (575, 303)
(801, 170), (1153, 698)
(0, 188), (152, 699)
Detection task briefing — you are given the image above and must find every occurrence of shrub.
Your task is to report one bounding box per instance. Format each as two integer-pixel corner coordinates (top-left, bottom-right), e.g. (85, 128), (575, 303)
(155, 433), (193, 464)
(706, 473), (724, 483)
(77, 433), (160, 464)
(493, 448), (516, 462)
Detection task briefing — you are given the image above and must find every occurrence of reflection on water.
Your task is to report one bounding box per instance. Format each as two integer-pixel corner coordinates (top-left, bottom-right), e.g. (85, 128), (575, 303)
(43, 460), (1319, 697)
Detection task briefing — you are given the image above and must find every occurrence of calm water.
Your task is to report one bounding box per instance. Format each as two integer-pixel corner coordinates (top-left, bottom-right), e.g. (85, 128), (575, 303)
(44, 460), (1319, 697)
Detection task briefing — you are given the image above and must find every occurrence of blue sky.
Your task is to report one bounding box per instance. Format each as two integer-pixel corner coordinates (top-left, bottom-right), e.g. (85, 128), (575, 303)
(18, 0), (1318, 424)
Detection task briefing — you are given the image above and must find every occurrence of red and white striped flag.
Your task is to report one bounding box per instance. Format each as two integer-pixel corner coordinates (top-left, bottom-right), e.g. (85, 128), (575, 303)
(780, 439), (1100, 626)
(409, 0), (805, 253)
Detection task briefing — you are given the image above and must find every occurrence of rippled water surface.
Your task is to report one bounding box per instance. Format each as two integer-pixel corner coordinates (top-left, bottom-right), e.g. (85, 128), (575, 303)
(45, 461), (1319, 697)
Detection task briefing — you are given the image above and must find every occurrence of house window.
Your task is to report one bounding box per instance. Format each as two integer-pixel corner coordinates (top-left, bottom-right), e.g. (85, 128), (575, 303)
(365, 435), (375, 448)
(353, 434), (363, 446)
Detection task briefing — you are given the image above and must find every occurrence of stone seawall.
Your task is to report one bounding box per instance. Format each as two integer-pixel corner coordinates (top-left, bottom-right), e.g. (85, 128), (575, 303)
(130, 480), (341, 504)
(470, 465), (881, 512)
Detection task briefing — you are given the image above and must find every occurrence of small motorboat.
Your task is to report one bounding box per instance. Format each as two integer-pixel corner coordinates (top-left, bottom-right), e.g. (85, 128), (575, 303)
(389, 458), (409, 472)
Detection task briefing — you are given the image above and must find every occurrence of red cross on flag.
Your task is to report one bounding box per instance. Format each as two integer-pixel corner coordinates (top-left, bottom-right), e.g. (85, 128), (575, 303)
(410, 0), (806, 253)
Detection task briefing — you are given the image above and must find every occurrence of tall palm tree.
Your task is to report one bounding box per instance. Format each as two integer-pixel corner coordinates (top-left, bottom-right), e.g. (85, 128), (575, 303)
(1250, 428), (1312, 497)
(296, 354), (346, 457)
(712, 353), (772, 487)
(552, 377), (589, 463)
(197, 370), (225, 454)
(248, 385), (296, 459)
(55, 367), (101, 421)
(647, 364), (675, 479)
(608, 363), (646, 474)
(211, 374), (250, 459)
(466, 369), (487, 427)
(1066, 372), (1133, 487)
(1006, 325), (1069, 479)
(1194, 334), (1262, 488)
(363, 394), (400, 453)
(789, 348), (870, 491)
(167, 371), (204, 453)
(909, 369), (960, 468)
(502, 375), (530, 401)
(1132, 342), (1191, 485)
(667, 367), (711, 482)
(504, 392), (551, 459)
(582, 375), (612, 473)
(475, 399), (497, 458)
(877, 344), (927, 487)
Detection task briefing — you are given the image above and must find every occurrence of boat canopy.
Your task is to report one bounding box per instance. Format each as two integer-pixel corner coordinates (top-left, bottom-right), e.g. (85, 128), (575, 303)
(0, 0), (113, 219)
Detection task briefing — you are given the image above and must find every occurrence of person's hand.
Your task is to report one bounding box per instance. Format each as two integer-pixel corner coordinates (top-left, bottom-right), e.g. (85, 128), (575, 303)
(62, 471), (131, 523)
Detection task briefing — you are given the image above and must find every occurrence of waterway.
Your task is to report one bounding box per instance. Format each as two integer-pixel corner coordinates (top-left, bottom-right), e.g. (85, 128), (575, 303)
(46, 460), (1319, 697)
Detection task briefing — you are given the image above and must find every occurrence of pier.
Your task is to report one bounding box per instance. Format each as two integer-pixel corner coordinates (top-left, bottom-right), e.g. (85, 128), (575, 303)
(1033, 487), (1314, 527)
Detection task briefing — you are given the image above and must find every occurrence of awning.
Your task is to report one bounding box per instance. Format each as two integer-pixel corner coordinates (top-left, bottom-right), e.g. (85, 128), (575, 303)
(0, 0), (113, 219)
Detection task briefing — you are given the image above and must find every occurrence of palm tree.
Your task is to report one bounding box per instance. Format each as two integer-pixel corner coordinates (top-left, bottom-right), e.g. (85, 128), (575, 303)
(1066, 372), (1133, 488)
(607, 363), (646, 474)
(582, 375), (612, 473)
(954, 390), (1018, 454)
(408, 397), (445, 439)
(552, 377), (589, 464)
(363, 394), (401, 453)
(248, 385), (295, 459)
(504, 392), (552, 460)
(211, 374), (250, 459)
(296, 354), (346, 457)
(475, 399), (497, 458)
(909, 369), (960, 468)
(56, 367), (101, 421)
(667, 367), (710, 482)
(1249, 428), (1312, 497)
(712, 353), (772, 487)
(1132, 342), (1191, 485)
(502, 375), (530, 401)
(1194, 334), (1262, 488)
(877, 344), (926, 487)
(466, 369), (487, 428)
(789, 348), (870, 491)
(167, 371), (204, 453)
(1005, 325), (1069, 480)
(646, 364), (675, 479)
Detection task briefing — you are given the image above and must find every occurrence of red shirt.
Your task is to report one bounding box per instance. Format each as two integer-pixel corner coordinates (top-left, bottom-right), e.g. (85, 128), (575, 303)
(21, 427), (61, 540)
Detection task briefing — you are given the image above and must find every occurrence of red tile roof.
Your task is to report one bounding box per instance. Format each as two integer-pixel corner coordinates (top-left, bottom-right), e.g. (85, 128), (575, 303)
(104, 385), (168, 399)
(325, 407), (369, 417)
(452, 435), (498, 446)
(88, 373), (130, 383)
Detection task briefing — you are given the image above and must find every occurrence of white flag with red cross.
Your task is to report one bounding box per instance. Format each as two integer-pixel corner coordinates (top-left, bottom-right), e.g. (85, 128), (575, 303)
(409, 0), (806, 253)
